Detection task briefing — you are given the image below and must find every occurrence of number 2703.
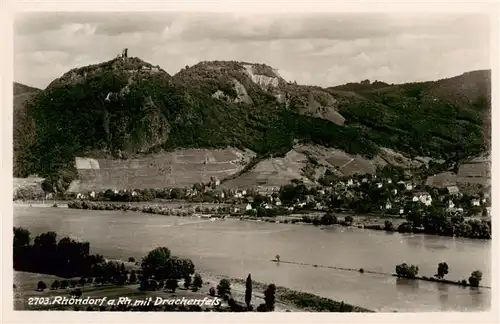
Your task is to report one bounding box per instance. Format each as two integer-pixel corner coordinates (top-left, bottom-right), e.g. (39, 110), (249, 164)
(28, 297), (50, 305)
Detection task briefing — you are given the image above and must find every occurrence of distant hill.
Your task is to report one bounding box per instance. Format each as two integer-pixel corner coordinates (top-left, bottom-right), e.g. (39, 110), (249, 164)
(13, 82), (41, 178)
(13, 52), (491, 191)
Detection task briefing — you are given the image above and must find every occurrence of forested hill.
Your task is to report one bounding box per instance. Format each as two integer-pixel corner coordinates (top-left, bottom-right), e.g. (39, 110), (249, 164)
(12, 53), (491, 191)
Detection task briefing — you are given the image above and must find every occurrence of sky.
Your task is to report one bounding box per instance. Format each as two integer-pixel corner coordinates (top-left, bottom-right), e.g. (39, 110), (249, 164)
(14, 12), (491, 89)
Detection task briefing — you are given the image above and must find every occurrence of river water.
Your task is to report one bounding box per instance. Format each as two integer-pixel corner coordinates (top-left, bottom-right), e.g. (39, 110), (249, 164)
(14, 207), (491, 312)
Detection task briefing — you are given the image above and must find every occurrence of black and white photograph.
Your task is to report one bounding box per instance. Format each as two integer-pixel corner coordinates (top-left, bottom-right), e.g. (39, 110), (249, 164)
(4, 1), (497, 321)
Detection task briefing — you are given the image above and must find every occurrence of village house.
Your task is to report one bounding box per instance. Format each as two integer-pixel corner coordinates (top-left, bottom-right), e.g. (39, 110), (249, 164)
(347, 179), (354, 187)
(448, 200), (455, 209)
(245, 203), (253, 211)
(386, 179), (393, 184)
(90, 191), (96, 198)
(406, 183), (414, 191)
(399, 208), (404, 215)
(113, 189), (119, 194)
(392, 189), (398, 195)
(275, 198), (282, 206)
(413, 192), (432, 206)
(362, 178), (368, 183)
(131, 191), (138, 197)
(471, 198), (481, 207)
(385, 201), (392, 210)
(76, 193), (85, 200)
(377, 183), (383, 189)
(45, 193), (54, 200)
(446, 186), (460, 196)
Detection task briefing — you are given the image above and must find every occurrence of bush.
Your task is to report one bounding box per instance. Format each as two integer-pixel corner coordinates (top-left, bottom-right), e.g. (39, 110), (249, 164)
(37, 281), (47, 291)
(344, 215), (354, 226)
(183, 275), (192, 289)
(384, 220), (394, 231)
(166, 279), (178, 292)
(209, 287), (216, 296)
(60, 280), (69, 289)
(78, 278), (86, 286)
(217, 278), (231, 296)
(395, 263), (419, 279)
(192, 273), (203, 289)
(128, 257), (135, 263)
(51, 280), (60, 290)
(468, 270), (483, 287)
(359, 268), (364, 274)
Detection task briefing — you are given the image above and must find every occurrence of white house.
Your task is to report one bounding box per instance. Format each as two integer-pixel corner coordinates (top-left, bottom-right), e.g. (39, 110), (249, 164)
(392, 189), (398, 195)
(131, 191), (138, 197)
(448, 200), (455, 209)
(347, 179), (354, 186)
(399, 208), (404, 215)
(113, 189), (119, 194)
(447, 186), (460, 195)
(245, 203), (253, 211)
(275, 199), (282, 206)
(471, 199), (480, 207)
(406, 183), (413, 191)
(76, 193), (85, 200)
(242, 190), (247, 196)
(90, 191), (96, 198)
(385, 201), (392, 210)
(362, 178), (368, 183)
(386, 179), (392, 184)
(297, 202), (307, 208)
(45, 193), (54, 200)
(412, 196), (419, 202)
(377, 183), (383, 189)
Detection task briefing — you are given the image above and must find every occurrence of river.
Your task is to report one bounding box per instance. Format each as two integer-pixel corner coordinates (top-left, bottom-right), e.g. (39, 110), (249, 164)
(14, 207), (491, 312)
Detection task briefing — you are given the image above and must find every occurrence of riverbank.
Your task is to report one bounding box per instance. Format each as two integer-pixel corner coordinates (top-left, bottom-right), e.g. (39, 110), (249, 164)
(13, 269), (371, 312)
(269, 259), (490, 289)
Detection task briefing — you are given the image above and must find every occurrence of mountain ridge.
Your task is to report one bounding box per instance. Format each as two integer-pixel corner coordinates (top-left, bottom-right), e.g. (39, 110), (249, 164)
(13, 54), (491, 191)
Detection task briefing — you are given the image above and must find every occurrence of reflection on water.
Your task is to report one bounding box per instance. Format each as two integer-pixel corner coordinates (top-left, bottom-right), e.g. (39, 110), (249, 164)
(14, 207), (491, 312)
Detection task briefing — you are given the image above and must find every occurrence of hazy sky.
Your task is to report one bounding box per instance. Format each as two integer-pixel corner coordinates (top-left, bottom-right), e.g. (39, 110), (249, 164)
(14, 12), (491, 89)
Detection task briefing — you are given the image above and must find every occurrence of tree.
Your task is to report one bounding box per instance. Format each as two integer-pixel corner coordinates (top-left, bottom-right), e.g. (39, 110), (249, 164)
(192, 273), (203, 290)
(51, 280), (60, 290)
(209, 287), (216, 296)
(166, 279), (178, 292)
(141, 246), (171, 279)
(128, 257), (135, 263)
(217, 278), (231, 297)
(468, 270), (483, 287)
(37, 281), (47, 291)
(264, 284), (276, 311)
(245, 274), (252, 309)
(344, 215), (354, 226)
(129, 270), (137, 283)
(435, 262), (449, 279)
(183, 274), (192, 289)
